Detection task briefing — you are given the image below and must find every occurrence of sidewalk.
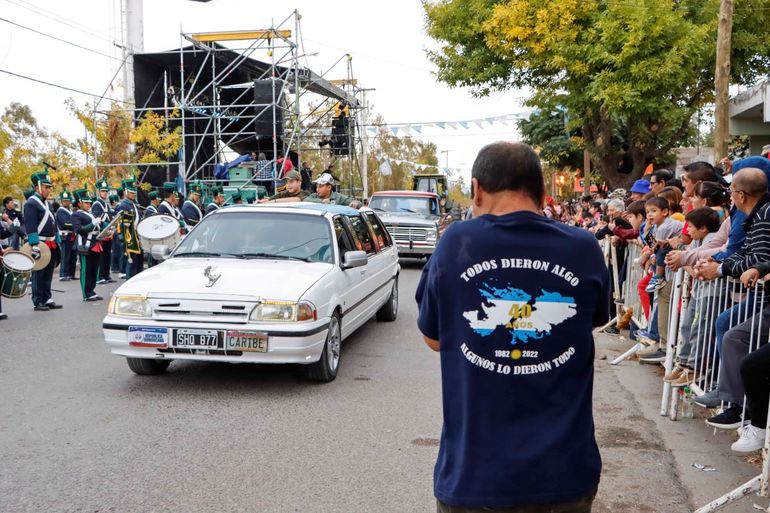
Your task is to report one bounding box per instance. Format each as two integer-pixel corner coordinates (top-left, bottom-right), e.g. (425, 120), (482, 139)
(593, 332), (763, 513)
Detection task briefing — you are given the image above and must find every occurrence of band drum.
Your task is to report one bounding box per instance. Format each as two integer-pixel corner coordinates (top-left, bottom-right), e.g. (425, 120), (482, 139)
(1, 251), (35, 298)
(137, 215), (182, 253)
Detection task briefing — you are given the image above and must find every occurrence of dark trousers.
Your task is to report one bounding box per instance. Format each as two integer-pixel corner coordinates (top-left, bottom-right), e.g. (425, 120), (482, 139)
(742, 342), (770, 430)
(124, 252), (144, 279)
(112, 236), (124, 273)
(718, 307), (770, 405)
(31, 254), (55, 307)
(80, 251), (99, 299)
(146, 254), (156, 268)
(437, 490), (596, 513)
(59, 238), (74, 278)
(98, 239), (113, 280)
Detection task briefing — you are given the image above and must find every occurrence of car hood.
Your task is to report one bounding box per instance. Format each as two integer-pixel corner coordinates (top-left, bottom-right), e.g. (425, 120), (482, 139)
(376, 212), (438, 226)
(115, 257), (333, 300)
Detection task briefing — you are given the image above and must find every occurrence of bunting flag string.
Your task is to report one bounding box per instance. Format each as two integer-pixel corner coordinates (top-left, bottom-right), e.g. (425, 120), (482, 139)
(373, 154), (470, 178)
(363, 111), (532, 136)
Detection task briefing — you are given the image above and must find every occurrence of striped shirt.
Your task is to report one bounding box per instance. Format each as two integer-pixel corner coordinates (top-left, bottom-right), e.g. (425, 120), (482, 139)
(723, 196), (770, 278)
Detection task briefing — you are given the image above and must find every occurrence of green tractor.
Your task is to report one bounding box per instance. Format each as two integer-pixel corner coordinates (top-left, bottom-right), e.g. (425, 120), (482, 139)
(412, 173), (456, 215)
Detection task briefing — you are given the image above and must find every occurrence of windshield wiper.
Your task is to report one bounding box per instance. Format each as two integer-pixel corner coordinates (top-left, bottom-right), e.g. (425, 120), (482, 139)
(371, 207), (387, 212)
(399, 207), (417, 213)
(174, 251), (224, 258)
(237, 252), (311, 262)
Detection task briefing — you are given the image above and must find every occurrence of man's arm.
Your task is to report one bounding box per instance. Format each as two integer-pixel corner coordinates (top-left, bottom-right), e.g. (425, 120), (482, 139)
(725, 210), (770, 277)
(423, 336), (440, 352)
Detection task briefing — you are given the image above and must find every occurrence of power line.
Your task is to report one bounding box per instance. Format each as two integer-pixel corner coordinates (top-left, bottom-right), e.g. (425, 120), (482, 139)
(0, 16), (122, 62)
(1, 0), (115, 45)
(0, 68), (128, 104)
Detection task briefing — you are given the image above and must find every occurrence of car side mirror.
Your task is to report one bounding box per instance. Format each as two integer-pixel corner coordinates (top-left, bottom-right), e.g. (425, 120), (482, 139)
(151, 245), (171, 261)
(342, 250), (367, 269)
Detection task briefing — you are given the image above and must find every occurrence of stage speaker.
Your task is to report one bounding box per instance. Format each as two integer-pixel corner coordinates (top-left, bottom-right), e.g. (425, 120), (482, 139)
(253, 79), (284, 138)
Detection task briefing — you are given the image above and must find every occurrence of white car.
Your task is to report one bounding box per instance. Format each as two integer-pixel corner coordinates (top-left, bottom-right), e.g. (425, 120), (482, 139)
(102, 204), (400, 382)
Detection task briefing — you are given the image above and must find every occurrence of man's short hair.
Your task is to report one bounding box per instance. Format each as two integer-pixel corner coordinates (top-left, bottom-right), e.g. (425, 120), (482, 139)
(685, 207), (720, 233)
(2, 196), (12, 206)
(607, 199), (625, 212)
(626, 200), (646, 217)
(683, 161), (719, 183)
(652, 169), (674, 183)
(645, 196), (669, 212)
(471, 142), (544, 203)
(581, 195), (592, 203)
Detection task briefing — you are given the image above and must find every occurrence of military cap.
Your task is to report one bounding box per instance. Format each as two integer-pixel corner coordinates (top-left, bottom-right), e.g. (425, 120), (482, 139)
(31, 171), (52, 186)
(148, 191), (159, 200)
(188, 181), (202, 194)
(285, 170), (302, 181)
(72, 188), (88, 200)
(59, 189), (73, 201)
(108, 194), (119, 203)
(96, 178), (110, 191)
(211, 186), (224, 196)
(121, 179), (137, 193)
(23, 189), (34, 200)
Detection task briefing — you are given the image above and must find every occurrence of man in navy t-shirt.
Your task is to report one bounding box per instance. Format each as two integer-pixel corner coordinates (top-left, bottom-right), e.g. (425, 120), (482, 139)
(416, 142), (609, 512)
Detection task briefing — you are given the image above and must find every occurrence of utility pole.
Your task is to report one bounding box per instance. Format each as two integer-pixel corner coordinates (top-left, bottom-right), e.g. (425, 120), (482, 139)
(441, 150), (454, 170)
(122, 0), (144, 106)
(714, 0), (733, 162)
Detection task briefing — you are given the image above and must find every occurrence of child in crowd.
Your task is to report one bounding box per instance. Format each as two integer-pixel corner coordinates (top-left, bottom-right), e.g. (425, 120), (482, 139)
(645, 197), (684, 292)
(663, 207), (722, 386)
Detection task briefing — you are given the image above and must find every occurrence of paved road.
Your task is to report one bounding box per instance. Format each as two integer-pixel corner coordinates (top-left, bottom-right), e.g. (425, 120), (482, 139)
(0, 259), (758, 512)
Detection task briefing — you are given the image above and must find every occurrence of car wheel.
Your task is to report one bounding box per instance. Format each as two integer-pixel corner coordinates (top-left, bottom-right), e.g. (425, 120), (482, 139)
(376, 278), (398, 322)
(304, 313), (341, 382)
(126, 357), (171, 375)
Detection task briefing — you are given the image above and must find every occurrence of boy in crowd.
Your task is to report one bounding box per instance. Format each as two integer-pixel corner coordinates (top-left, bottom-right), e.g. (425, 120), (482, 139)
(663, 207), (721, 386)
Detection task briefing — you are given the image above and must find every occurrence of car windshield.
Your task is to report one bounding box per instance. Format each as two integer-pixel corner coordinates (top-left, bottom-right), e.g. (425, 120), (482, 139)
(369, 196), (439, 216)
(172, 211), (334, 264)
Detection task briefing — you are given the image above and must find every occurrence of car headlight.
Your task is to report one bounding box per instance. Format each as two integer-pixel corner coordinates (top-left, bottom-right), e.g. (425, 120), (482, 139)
(426, 228), (438, 243)
(109, 295), (151, 318)
(250, 300), (317, 322)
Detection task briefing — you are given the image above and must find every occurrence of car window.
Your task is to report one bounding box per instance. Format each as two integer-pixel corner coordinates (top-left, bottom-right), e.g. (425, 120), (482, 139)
(346, 214), (376, 254)
(333, 216), (356, 257)
(365, 212), (392, 248)
(369, 195), (437, 216)
(173, 212), (333, 263)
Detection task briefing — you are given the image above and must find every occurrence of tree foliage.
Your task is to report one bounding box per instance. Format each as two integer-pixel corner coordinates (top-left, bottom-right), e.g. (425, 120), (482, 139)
(425, 0), (770, 187)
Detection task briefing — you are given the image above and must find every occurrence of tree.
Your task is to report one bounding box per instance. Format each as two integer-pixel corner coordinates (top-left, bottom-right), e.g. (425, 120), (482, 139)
(517, 103), (583, 171)
(425, 0), (770, 188)
(0, 103), (47, 196)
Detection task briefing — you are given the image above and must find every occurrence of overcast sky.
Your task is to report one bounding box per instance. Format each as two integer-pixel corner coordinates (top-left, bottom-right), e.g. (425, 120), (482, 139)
(0, 0), (526, 183)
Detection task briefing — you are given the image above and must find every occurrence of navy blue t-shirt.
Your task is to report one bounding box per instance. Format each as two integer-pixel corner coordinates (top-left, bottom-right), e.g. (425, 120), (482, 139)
(416, 211), (609, 508)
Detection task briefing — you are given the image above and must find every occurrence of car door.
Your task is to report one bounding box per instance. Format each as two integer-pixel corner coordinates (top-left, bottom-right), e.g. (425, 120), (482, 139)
(363, 210), (398, 307)
(332, 215), (367, 337)
(344, 213), (387, 322)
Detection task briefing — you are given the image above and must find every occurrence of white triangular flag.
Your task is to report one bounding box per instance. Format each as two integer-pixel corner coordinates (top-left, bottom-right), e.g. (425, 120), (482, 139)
(379, 160), (393, 176)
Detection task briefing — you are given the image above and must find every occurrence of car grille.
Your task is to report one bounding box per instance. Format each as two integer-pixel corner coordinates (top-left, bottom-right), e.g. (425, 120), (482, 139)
(150, 299), (254, 323)
(384, 224), (430, 243)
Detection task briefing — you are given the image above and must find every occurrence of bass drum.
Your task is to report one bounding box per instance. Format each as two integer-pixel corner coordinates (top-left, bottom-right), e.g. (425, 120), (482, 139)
(1, 250), (35, 298)
(137, 214), (182, 253)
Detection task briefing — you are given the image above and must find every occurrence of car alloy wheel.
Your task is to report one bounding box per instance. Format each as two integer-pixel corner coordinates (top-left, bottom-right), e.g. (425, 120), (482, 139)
(327, 315), (341, 372)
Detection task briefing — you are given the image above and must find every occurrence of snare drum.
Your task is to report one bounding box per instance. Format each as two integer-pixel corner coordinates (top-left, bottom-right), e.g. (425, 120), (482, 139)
(1, 251), (35, 298)
(137, 215), (182, 253)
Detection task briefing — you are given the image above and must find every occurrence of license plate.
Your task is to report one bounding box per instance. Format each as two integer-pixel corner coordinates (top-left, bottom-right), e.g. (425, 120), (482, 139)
(174, 328), (221, 349)
(225, 330), (268, 353)
(129, 327), (168, 348)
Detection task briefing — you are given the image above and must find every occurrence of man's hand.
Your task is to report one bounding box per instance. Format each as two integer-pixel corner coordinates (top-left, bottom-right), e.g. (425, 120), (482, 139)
(667, 237), (682, 249)
(30, 245), (41, 260)
(741, 268), (761, 288)
(665, 250), (682, 270)
(694, 258), (720, 281)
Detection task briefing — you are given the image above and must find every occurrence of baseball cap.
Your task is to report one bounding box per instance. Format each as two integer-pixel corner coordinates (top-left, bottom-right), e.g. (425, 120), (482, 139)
(629, 179), (651, 194)
(313, 173), (335, 186)
(285, 170), (302, 181)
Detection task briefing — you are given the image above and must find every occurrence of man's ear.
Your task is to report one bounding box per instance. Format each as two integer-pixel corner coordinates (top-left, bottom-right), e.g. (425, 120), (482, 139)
(471, 178), (481, 207)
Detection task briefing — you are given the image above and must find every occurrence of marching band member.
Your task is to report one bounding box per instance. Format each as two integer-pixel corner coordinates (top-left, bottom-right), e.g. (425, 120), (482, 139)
(144, 191), (160, 218)
(91, 178), (115, 284)
(114, 179), (142, 279)
(205, 186), (225, 216)
(71, 192), (103, 301)
(181, 182), (203, 227)
(109, 191), (124, 276)
(23, 171), (62, 311)
(158, 183), (180, 218)
(55, 189), (76, 282)
(0, 222), (13, 320)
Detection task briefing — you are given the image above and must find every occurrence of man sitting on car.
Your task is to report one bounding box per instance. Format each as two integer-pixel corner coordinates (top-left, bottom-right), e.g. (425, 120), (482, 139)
(259, 170), (309, 203)
(304, 173), (360, 208)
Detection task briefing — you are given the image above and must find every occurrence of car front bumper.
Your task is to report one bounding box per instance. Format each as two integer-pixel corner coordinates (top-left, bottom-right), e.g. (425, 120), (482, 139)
(102, 315), (329, 365)
(394, 241), (435, 256)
